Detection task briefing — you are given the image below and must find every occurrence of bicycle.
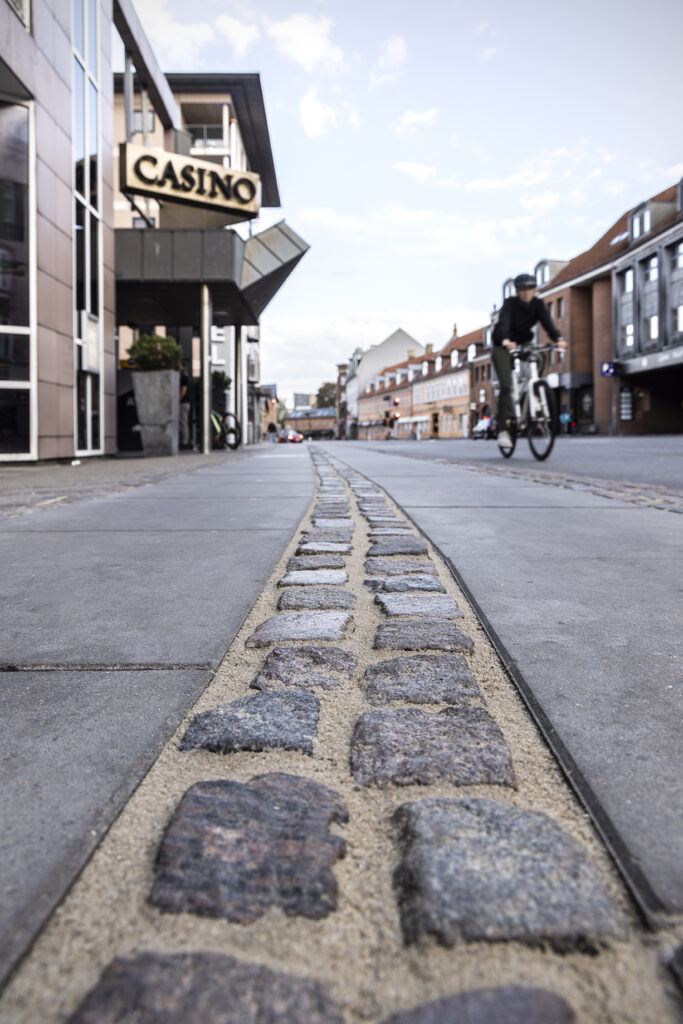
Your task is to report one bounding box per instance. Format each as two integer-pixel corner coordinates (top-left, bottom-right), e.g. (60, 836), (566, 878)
(499, 344), (560, 461)
(210, 409), (242, 450)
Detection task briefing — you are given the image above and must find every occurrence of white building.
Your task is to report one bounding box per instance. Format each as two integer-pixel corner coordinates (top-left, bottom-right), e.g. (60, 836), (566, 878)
(342, 328), (425, 438)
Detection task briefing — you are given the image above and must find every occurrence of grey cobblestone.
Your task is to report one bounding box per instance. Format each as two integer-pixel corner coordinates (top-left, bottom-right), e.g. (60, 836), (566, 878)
(67, 952), (344, 1024)
(365, 558), (437, 577)
(362, 654), (479, 705)
(278, 588), (356, 611)
(375, 619), (474, 653)
(151, 773), (348, 922)
(393, 797), (624, 949)
(375, 593), (462, 618)
(297, 541), (351, 555)
(279, 569), (349, 587)
(246, 611), (352, 646)
(251, 645), (357, 692)
(378, 986), (574, 1024)
(287, 555), (346, 571)
(350, 707), (515, 787)
(368, 538), (429, 557)
(179, 691), (319, 756)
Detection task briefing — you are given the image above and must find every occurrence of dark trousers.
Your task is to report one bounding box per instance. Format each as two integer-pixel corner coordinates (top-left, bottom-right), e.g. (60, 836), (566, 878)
(492, 346), (512, 428)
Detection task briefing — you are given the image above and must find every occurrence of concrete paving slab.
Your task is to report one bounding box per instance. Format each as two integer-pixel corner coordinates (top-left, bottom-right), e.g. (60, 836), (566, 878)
(0, 667), (209, 987)
(0, 448), (314, 983)
(321, 443), (683, 916)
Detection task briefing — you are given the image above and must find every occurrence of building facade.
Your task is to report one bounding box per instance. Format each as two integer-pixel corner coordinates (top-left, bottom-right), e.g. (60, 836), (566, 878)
(283, 406), (336, 439)
(0, 0), (306, 462)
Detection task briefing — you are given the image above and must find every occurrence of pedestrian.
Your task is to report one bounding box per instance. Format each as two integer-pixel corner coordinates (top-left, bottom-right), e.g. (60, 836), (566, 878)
(179, 364), (191, 449)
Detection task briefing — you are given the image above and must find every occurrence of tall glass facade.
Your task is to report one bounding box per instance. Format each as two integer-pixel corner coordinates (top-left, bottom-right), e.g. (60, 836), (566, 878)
(0, 101), (31, 453)
(73, 0), (101, 452)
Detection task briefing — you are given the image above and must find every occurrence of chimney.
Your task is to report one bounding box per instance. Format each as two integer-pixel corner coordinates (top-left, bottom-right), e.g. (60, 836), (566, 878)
(426, 344), (433, 355)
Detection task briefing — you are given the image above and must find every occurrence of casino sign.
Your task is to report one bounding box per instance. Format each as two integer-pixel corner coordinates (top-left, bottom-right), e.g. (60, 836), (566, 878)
(119, 142), (260, 219)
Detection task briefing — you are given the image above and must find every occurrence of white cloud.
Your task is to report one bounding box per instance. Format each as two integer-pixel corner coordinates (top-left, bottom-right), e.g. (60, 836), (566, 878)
(369, 35), (407, 88)
(596, 146), (619, 163)
(476, 21), (489, 33)
(215, 14), (261, 59)
(603, 179), (627, 196)
(521, 190), (560, 213)
(265, 14), (346, 75)
(129, 0), (213, 67)
(299, 89), (337, 137)
(300, 207), (370, 232)
(569, 187), (588, 207)
(483, 47), (497, 59)
(393, 162), (437, 183)
(395, 108), (438, 136)
(260, 305), (489, 403)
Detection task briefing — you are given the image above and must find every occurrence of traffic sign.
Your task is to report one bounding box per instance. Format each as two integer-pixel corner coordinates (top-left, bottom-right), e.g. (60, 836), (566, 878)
(600, 362), (615, 377)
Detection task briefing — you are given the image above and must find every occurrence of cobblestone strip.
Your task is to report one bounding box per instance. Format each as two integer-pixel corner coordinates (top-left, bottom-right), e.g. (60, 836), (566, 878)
(1, 450), (680, 1024)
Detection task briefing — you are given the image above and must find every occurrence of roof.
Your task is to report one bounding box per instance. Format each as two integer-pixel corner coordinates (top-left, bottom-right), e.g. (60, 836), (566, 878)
(547, 184), (681, 289)
(286, 407), (336, 419)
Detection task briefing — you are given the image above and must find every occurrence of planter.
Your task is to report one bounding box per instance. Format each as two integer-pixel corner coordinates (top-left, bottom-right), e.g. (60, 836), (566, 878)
(132, 369), (180, 456)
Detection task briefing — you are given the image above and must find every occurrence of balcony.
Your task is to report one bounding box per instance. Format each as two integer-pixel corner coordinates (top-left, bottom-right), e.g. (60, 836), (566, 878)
(186, 125), (229, 158)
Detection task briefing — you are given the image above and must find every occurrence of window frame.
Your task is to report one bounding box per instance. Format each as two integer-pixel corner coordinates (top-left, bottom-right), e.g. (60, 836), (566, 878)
(0, 95), (37, 460)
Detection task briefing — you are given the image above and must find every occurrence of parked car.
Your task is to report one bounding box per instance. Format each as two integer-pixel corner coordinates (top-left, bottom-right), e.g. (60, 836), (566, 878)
(288, 431), (304, 443)
(471, 416), (497, 439)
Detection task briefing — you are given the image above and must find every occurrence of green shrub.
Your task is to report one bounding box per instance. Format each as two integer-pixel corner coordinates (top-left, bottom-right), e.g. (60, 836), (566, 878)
(128, 333), (183, 371)
(212, 370), (232, 391)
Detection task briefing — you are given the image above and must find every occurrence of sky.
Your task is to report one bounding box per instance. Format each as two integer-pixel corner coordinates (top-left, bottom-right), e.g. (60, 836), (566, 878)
(121, 0), (683, 404)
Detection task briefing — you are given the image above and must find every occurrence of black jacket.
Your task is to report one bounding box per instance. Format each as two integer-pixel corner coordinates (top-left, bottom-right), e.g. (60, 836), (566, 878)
(493, 296), (561, 346)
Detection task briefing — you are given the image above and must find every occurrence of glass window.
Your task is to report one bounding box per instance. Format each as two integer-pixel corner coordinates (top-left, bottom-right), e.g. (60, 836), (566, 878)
(673, 306), (683, 334)
(75, 201), (85, 325)
(632, 215), (641, 239)
(557, 297), (565, 318)
(544, 264), (550, 283)
(88, 0), (98, 72)
(646, 256), (658, 282)
(88, 80), (98, 209)
(133, 110), (155, 134)
(0, 334), (30, 380)
(0, 104), (30, 328)
(643, 208), (651, 233)
(624, 323), (634, 348)
(647, 315), (659, 340)
(624, 268), (634, 293)
(89, 211), (99, 314)
(73, 58), (85, 196)
(0, 389), (30, 453)
(547, 301), (553, 317)
(674, 243), (683, 271)
(74, 0), (84, 56)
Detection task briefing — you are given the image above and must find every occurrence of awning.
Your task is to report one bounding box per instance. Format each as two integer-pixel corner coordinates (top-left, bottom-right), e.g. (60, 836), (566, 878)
(115, 220), (309, 328)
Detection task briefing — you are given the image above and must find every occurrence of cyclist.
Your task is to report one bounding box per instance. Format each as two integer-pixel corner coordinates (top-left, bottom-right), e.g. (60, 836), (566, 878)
(492, 273), (566, 452)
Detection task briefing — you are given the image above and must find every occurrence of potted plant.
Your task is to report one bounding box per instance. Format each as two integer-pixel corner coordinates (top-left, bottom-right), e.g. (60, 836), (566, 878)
(128, 333), (184, 456)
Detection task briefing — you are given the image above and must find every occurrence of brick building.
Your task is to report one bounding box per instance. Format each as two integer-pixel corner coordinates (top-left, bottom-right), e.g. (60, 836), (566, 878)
(283, 406), (336, 439)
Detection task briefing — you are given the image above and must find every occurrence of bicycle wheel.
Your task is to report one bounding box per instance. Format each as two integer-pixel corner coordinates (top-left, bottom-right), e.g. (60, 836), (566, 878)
(223, 412), (242, 450)
(526, 380), (557, 460)
(499, 418), (517, 458)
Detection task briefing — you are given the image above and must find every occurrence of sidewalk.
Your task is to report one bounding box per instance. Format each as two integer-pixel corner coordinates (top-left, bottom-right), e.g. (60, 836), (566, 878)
(1, 446), (679, 1023)
(0, 447), (313, 988)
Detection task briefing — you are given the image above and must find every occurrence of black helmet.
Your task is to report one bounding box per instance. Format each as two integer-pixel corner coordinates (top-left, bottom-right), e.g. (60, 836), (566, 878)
(514, 273), (536, 290)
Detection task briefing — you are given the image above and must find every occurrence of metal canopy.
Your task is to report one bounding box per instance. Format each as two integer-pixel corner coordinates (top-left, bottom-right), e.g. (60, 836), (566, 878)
(115, 222), (309, 328)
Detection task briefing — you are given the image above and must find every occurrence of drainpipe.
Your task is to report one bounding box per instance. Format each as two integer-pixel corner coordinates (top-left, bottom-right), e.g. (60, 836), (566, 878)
(201, 284), (212, 454)
(123, 51), (134, 142)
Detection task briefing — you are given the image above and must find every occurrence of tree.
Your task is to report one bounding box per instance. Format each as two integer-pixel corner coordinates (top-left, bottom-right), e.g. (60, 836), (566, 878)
(316, 382), (336, 408)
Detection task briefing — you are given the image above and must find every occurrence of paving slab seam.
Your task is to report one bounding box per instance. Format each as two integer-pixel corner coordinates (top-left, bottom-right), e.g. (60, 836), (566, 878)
(0, 448), (680, 1023)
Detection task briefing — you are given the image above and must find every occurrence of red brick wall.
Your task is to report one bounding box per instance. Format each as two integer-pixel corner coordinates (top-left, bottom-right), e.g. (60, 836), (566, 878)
(591, 278), (614, 433)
